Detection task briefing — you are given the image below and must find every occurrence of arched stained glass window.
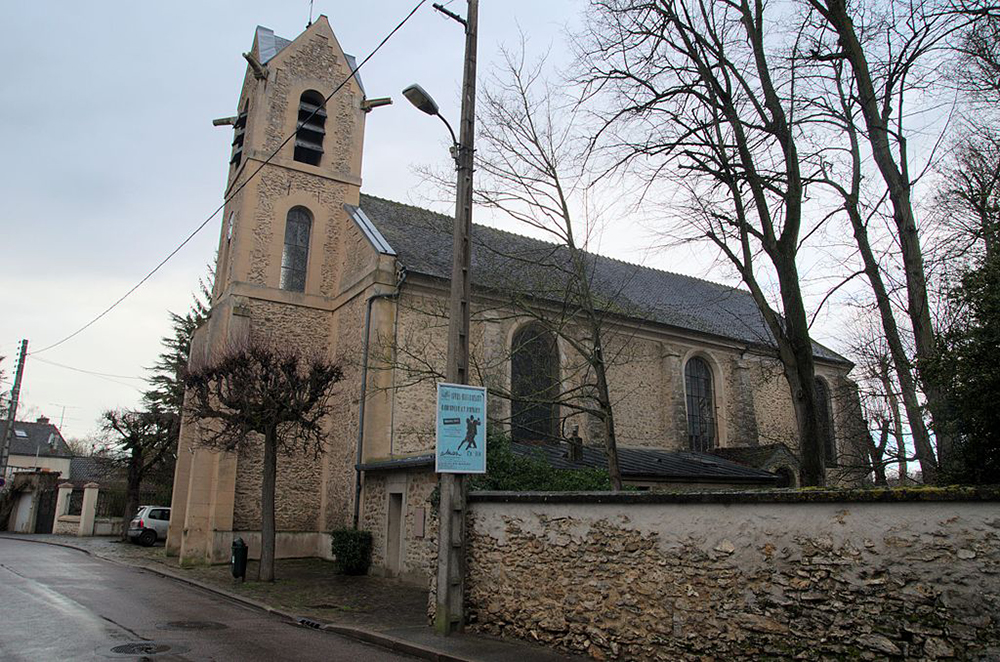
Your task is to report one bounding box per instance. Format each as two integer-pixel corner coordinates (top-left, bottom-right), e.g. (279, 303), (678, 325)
(510, 323), (559, 443)
(685, 356), (716, 452)
(280, 207), (312, 292)
(815, 378), (836, 464)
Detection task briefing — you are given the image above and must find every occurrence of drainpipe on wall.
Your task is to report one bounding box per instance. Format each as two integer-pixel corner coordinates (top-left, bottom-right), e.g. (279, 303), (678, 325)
(353, 267), (407, 530)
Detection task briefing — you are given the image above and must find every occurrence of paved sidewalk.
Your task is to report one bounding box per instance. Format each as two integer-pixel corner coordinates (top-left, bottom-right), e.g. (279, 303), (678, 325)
(0, 533), (575, 662)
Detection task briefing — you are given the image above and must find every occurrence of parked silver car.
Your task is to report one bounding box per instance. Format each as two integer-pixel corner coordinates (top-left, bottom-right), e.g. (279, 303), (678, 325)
(128, 506), (170, 546)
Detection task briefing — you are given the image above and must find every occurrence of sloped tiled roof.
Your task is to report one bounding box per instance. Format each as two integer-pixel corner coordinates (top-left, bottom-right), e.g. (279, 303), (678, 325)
(511, 441), (779, 484)
(6, 420), (72, 459)
(358, 194), (849, 363)
(358, 442), (778, 484)
(710, 444), (800, 469)
(69, 456), (124, 485)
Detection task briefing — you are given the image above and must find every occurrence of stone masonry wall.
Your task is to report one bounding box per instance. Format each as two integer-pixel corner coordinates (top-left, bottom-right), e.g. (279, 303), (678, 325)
(389, 285), (829, 458)
(466, 490), (1000, 660)
(361, 469), (438, 584)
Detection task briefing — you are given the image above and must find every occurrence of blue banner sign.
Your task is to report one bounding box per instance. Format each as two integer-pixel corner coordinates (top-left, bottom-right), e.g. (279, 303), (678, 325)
(436, 383), (487, 474)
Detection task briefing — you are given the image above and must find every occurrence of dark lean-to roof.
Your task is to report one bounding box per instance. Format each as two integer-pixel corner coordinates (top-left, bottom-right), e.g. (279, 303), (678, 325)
(512, 441), (779, 484)
(7, 420), (73, 459)
(358, 442), (778, 484)
(356, 194), (849, 364)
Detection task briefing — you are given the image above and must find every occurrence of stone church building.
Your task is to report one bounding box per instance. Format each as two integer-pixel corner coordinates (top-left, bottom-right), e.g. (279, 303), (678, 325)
(167, 18), (863, 584)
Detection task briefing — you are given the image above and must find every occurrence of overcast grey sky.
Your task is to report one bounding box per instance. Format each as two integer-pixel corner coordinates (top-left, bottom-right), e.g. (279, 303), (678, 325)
(0, 1), (857, 441)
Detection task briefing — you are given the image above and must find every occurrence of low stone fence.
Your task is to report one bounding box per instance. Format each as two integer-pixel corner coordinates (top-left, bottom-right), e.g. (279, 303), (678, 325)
(466, 488), (1000, 660)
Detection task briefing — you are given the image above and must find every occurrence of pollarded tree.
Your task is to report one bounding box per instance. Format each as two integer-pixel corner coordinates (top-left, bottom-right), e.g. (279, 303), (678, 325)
(183, 339), (343, 582)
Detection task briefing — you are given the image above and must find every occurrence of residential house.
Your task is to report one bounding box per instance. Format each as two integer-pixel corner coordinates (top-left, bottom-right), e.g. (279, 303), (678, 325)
(3, 417), (73, 481)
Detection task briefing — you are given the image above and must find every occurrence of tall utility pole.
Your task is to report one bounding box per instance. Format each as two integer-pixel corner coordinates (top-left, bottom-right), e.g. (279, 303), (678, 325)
(0, 339), (28, 482)
(435, 0), (478, 637)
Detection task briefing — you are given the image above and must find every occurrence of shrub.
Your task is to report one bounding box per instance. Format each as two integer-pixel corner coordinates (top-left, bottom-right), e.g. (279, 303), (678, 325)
(469, 430), (611, 492)
(330, 528), (372, 575)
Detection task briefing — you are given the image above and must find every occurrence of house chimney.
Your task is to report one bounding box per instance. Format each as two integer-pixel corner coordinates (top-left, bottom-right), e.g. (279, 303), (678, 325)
(36, 416), (50, 425)
(568, 426), (584, 462)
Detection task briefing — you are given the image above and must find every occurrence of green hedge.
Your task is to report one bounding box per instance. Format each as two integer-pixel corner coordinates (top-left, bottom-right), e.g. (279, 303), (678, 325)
(330, 528), (373, 575)
(469, 430), (611, 492)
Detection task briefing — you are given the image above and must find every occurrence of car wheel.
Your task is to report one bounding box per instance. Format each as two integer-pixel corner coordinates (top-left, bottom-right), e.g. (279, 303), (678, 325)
(138, 529), (157, 547)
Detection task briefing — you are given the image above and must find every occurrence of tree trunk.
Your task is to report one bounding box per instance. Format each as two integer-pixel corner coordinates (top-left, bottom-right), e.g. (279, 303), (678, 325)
(848, 200), (938, 481)
(815, 0), (950, 470)
(867, 421), (890, 486)
(877, 359), (910, 484)
(563, 195), (623, 492)
(773, 252), (826, 487)
(594, 359), (623, 492)
(121, 447), (143, 541)
(259, 427), (278, 582)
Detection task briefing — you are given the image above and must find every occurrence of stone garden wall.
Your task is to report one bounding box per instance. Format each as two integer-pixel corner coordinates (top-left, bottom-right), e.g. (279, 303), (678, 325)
(466, 489), (1000, 660)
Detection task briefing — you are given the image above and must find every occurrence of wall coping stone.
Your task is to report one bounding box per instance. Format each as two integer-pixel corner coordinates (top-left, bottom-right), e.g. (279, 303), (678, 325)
(469, 485), (1000, 504)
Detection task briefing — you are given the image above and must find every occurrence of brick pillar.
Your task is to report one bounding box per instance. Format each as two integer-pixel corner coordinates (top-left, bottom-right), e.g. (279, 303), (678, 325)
(78, 482), (99, 537)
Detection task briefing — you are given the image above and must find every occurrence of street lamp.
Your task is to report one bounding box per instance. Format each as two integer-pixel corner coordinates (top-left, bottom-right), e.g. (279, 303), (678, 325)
(401, 0), (479, 637)
(402, 84), (458, 160)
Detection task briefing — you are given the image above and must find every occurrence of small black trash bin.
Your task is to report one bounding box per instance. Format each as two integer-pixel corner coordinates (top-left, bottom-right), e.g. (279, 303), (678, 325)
(231, 537), (248, 580)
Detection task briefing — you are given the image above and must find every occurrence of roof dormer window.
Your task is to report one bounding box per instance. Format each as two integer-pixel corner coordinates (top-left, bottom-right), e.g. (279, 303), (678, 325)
(294, 90), (326, 166)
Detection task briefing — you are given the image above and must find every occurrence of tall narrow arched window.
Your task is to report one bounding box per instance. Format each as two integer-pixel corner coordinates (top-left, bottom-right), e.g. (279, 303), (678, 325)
(815, 378), (836, 464)
(294, 90), (326, 166)
(510, 323), (559, 443)
(280, 207), (312, 292)
(685, 356), (716, 452)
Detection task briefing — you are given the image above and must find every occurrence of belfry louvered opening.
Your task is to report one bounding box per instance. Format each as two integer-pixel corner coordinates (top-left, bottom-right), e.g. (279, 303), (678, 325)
(230, 100), (249, 167)
(294, 90), (326, 166)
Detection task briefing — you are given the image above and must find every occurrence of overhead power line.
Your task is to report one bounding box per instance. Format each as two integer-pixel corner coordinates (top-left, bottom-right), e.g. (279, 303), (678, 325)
(32, 356), (145, 393)
(32, 356), (146, 381)
(31, 0), (428, 356)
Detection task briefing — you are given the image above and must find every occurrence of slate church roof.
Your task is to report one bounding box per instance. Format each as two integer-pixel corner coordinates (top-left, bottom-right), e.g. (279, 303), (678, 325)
(355, 194), (849, 364)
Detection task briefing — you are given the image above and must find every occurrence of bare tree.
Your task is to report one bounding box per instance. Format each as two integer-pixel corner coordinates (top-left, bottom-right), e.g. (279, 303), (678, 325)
(183, 339), (343, 582)
(804, 51), (941, 480)
(954, 4), (1000, 104)
(805, 0), (978, 467)
(473, 46), (629, 490)
(933, 128), (1000, 264)
(101, 408), (175, 540)
(579, 0), (830, 484)
(846, 314), (915, 484)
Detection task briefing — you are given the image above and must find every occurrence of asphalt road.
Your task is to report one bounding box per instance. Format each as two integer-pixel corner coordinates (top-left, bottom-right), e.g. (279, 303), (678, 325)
(0, 538), (415, 661)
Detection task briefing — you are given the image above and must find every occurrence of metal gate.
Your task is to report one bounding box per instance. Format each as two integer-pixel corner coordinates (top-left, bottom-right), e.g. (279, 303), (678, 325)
(35, 488), (56, 534)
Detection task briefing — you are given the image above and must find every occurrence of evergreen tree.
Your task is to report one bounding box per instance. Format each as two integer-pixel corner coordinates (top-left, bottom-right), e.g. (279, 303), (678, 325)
(928, 256), (1000, 484)
(144, 272), (212, 417)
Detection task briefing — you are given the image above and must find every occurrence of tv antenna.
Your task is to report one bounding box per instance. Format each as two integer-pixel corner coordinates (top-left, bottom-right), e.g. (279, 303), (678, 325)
(308, 0), (314, 27)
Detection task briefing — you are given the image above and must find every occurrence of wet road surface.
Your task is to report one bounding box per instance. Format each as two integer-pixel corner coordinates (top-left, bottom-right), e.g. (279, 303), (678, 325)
(0, 537), (415, 661)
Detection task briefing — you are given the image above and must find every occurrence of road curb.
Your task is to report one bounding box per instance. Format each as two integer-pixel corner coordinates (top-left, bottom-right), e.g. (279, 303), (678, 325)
(0, 535), (465, 661)
(322, 624), (477, 662)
